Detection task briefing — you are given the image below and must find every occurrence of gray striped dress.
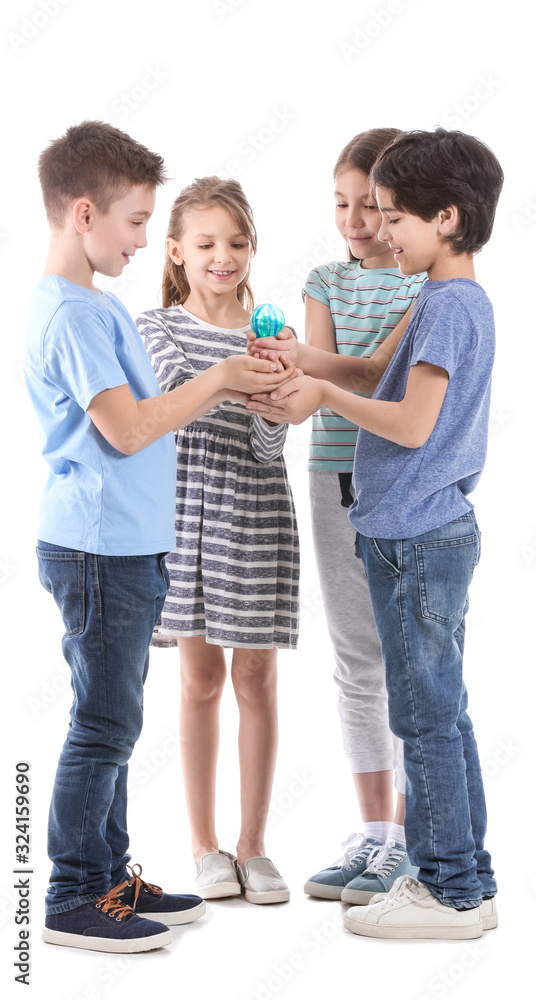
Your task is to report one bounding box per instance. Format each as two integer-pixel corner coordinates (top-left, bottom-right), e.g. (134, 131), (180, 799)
(136, 305), (299, 649)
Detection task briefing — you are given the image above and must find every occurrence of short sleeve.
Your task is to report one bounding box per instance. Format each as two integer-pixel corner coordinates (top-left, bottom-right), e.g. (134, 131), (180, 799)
(136, 310), (197, 393)
(42, 300), (128, 410)
(302, 265), (331, 306)
(410, 293), (476, 378)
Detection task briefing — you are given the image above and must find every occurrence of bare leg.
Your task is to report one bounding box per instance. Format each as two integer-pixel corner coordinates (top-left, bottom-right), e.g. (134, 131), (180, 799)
(178, 636), (227, 863)
(231, 648), (278, 866)
(352, 771), (405, 827)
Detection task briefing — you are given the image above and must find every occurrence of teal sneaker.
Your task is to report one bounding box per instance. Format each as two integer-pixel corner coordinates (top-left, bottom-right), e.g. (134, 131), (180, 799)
(304, 834), (383, 900)
(341, 840), (418, 904)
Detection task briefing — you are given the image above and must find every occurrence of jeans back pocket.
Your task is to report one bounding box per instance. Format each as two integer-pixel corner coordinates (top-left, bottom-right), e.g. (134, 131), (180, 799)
(415, 534), (478, 625)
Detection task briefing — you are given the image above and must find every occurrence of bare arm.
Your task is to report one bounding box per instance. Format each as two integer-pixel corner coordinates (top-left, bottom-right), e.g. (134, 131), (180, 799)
(304, 296), (337, 352)
(87, 355), (297, 455)
(248, 301), (416, 394)
(247, 360), (449, 450)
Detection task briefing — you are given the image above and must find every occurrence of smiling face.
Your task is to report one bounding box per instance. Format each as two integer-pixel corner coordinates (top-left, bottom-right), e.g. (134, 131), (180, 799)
(167, 204), (251, 298)
(375, 185), (457, 279)
(334, 168), (397, 269)
(83, 183), (156, 277)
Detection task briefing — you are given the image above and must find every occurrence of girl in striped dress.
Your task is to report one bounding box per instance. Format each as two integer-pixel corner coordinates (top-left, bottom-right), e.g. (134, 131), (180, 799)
(136, 177), (298, 904)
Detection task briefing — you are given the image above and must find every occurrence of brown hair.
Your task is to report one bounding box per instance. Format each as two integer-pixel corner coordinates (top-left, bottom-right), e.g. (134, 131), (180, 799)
(371, 128), (504, 255)
(333, 128), (403, 260)
(38, 120), (166, 228)
(334, 128), (403, 179)
(162, 176), (257, 310)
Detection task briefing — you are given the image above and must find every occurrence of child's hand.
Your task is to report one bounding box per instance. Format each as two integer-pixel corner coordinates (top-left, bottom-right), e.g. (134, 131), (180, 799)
(246, 326), (299, 367)
(221, 353), (299, 396)
(246, 375), (324, 425)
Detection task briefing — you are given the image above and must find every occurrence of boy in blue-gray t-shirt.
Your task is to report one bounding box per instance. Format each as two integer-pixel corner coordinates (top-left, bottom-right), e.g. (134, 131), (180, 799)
(246, 128), (504, 940)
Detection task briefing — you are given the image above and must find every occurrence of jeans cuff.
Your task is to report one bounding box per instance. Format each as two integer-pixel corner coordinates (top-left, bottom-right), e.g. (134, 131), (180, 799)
(428, 888), (482, 910)
(45, 891), (102, 915)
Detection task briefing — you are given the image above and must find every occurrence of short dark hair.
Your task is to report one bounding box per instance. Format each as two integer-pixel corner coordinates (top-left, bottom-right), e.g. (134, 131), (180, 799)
(38, 120), (167, 228)
(371, 128), (504, 255)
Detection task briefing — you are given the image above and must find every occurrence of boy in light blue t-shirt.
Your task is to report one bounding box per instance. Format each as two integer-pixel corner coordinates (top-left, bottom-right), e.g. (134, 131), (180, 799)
(25, 121), (294, 955)
(246, 128), (504, 940)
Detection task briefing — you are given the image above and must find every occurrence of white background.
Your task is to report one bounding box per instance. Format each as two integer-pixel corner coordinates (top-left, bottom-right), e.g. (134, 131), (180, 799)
(1, 0), (534, 998)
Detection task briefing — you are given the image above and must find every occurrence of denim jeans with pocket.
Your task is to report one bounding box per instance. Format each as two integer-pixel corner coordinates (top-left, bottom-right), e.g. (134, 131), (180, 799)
(357, 512), (497, 908)
(37, 541), (169, 913)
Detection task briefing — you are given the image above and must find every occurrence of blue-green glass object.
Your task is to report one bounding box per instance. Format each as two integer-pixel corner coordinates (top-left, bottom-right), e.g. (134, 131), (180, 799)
(250, 303), (285, 338)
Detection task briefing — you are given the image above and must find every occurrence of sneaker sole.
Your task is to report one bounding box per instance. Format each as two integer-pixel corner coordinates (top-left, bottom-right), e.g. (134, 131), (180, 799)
(343, 913), (483, 940)
(303, 881), (343, 900)
(341, 889), (377, 904)
(483, 913), (498, 930)
(244, 889), (290, 905)
(198, 882), (241, 899)
(42, 926), (172, 953)
(138, 900), (207, 924)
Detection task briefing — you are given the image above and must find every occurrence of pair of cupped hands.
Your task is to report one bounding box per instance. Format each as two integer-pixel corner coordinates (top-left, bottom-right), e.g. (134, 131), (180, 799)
(225, 326), (309, 425)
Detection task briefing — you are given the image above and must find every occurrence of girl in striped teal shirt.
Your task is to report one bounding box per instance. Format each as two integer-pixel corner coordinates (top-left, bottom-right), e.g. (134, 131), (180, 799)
(250, 129), (425, 902)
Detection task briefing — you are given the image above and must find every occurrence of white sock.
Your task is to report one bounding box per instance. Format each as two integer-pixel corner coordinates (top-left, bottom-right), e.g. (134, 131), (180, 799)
(387, 822), (406, 847)
(363, 821), (391, 843)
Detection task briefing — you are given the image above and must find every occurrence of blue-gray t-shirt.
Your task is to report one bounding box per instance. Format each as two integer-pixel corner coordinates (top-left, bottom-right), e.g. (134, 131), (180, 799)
(348, 278), (495, 539)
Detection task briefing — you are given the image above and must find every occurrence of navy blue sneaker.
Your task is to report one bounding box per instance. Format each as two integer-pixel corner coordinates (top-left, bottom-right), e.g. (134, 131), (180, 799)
(304, 833), (383, 900)
(42, 884), (172, 953)
(120, 864), (206, 925)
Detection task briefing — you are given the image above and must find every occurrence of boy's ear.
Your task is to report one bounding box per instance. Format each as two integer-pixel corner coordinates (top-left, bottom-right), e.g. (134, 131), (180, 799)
(437, 205), (459, 236)
(166, 237), (183, 265)
(72, 198), (94, 235)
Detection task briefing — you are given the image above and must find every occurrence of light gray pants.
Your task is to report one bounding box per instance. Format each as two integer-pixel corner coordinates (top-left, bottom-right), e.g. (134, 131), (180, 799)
(309, 471), (405, 793)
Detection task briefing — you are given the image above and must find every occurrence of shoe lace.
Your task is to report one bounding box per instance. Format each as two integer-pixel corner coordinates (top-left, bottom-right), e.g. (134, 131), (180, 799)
(337, 833), (381, 872)
(126, 863), (163, 908)
(95, 882), (134, 922)
(365, 839), (406, 877)
(373, 875), (420, 908)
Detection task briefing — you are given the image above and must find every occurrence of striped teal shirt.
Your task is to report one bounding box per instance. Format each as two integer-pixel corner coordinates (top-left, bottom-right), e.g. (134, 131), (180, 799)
(305, 260), (426, 471)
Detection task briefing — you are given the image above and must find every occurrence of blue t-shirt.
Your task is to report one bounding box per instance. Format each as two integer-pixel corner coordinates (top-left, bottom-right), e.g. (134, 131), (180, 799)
(348, 278), (495, 539)
(25, 275), (176, 555)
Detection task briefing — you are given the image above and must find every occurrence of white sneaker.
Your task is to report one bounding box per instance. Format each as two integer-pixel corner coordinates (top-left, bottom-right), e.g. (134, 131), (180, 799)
(482, 897), (498, 930)
(195, 851), (241, 899)
(343, 876), (483, 940)
(236, 857), (290, 904)
(368, 887), (498, 930)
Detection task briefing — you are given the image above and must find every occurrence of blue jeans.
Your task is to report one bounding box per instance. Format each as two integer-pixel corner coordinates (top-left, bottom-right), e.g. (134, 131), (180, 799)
(37, 542), (169, 914)
(357, 512), (497, 909)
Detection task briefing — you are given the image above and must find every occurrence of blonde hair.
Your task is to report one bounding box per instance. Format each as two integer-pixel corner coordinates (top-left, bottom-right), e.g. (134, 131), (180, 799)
(162, 176), (257, 310)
